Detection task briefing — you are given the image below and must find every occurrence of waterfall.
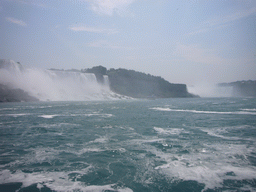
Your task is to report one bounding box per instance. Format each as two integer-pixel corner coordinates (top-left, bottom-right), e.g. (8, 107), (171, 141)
(0, 59), (121, 101)
(103, 75), (110, 86)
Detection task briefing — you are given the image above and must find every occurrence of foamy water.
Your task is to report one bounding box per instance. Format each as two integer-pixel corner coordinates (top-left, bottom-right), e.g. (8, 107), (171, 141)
(0, 98), (256, 191)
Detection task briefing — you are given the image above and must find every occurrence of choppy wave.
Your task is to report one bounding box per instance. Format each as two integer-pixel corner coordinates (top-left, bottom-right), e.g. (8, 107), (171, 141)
(0, 98), (256, 191)
(150, 127), (256, 190)
(0, 169), (133, 192)
(0, 113), (30, 117)
(151, 107), (256, 115)
(154, 127), (185, 135)
(241, 108), (256, 111)
(39, 115), (59, 119)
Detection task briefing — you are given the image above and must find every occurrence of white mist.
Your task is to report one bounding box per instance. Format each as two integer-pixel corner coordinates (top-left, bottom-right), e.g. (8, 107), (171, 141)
(0, 60), (116, 101)
(188, 82), (233, 97)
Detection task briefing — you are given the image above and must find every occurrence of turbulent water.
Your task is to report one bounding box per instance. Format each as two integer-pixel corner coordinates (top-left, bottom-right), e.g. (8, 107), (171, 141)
(0, 98), (256, 192)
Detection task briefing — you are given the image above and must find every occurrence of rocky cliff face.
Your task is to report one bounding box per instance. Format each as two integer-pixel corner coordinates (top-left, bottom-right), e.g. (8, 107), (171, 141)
(107, 68), (193, 98)
(83, 66), (197, 98)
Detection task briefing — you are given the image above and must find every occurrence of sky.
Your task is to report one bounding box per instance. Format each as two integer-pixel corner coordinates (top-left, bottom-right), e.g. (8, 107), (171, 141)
(0, 0), (255, 86)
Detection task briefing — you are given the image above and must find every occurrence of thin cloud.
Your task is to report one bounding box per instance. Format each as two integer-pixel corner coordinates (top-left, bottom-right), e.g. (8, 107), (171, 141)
(206, 7), (256, 27)
(189, 7), (256, 36)
(69, 25), (118, 34)
(6, 17), (27, 26)
(84, 0), (136, 16)
(174, 43), (227, 65)
(88, 40), (132, 50)
(7, 0), (48, 9)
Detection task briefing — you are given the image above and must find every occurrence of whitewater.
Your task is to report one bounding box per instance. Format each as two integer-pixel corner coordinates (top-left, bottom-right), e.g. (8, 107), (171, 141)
(0, 59), (125, 101)
(0, 98), (256, 191)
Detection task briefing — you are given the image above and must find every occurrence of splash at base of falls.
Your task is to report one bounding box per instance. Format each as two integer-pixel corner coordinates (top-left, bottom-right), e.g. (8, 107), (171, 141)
(0, 60), (127, 101)
(187, 83), (233, 97)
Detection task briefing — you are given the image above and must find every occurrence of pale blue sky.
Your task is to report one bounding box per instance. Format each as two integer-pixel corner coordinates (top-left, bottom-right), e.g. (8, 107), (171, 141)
(0, 0), (255, 85)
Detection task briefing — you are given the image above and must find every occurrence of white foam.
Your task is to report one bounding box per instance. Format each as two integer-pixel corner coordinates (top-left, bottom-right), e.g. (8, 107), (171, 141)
(0, 169), (54, 188)
(84, 113), (113, 118)
(0, 169), (133, 192)
(201, 128), (240, 140)
(69, 113), (114, 118)
(132, 128), (256, 190)
(151, 107), (172, 111)
(241, 108), (256, 111)
(0, 146), (89, 168)
(156, 161), (256, 191)
(31, 146), (103, 159)
(77, 148), (104, 155)
(118, 148), (126, 153)
(81, 184), (133, 192)
(200, 125), (254, 141)
(0, 107), (18, 111)
(0, 113), (30, 117)
(38, 106), (53, 109)
(148, 141), (256, 191)
(90, 136), (109, 143)
(23, 147), (59, 165)
(129, 138), (165, 145)
(39, 115), (59, 118)
(154, 127), (184, 135)
(151, 108), (256, 115)
(29, 123), (79, 129)
(102, 125), (113, 129)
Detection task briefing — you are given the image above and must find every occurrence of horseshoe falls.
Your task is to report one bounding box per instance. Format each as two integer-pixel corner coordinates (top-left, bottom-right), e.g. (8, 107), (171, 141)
(0, 98), (256, 191)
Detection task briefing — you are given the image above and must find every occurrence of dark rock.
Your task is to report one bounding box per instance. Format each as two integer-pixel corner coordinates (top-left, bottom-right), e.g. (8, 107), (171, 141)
(0, 84), (39, 102)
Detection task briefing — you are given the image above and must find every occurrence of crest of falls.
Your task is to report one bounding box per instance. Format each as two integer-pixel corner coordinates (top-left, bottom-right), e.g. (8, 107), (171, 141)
(0, 59), (121, 101)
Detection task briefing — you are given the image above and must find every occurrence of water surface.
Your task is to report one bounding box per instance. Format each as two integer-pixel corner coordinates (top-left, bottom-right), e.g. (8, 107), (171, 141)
(0, 98), (256, 191)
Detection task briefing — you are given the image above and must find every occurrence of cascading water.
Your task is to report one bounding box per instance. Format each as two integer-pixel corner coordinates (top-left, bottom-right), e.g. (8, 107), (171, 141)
(103, 75), (110, 87)
(0, 59), (123, 101)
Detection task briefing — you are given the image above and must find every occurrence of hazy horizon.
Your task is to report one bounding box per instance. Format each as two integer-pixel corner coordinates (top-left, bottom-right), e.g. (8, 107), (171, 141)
(1, 0), (255, 86)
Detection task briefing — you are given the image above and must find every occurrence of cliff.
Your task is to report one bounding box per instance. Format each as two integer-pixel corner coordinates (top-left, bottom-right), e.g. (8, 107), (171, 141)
(83, 66), (196, 98)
